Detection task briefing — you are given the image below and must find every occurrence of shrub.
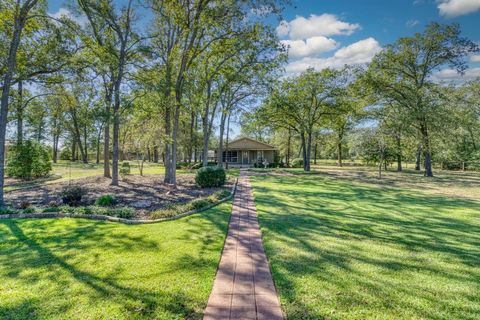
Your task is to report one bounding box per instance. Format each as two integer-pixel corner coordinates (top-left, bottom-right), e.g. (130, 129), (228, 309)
(0, 207), (16, 215)
(112, 207), (135, 218)
(22, 207), (36, 214)
(43, 206), (60, 213)
(95, 194), (116, 207)
(150, 207), (178, 219)
(176, 162), (190, 169)
(195, 166), (226, 188)
(61, 186), (86, 206)
(291, 158), (304, 168)
(6, 140), (52, 180)
(119, 162), (131, 176)
(212, 189), (231, 201)
(191, 198), (214, 210)
(59, 148), (72, 161)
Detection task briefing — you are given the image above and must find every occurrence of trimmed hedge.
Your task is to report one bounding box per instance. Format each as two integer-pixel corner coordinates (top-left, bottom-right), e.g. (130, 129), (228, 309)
(195, 166), (226, 188)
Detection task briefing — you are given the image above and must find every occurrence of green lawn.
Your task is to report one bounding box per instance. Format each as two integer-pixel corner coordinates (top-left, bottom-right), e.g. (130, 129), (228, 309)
(0, 202), (231, 320)
(251, 168), (480, 320)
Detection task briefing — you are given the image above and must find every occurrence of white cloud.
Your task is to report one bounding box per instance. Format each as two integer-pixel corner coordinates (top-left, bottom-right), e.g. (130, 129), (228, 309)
(470, 54), (480, 62)
(277, 14), (360, 40)
(432, 67), (480, 81)
(406, 19), (419, 27)
(281, 36), (338, 58)
(285, 38), (382, 74)
(49, 8), (87, 26)
(438, 0), (480, 17)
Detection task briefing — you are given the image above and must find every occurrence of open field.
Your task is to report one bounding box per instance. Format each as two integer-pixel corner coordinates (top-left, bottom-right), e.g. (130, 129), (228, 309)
(0, 202), (231, 320)
(250, 166), (480, 319)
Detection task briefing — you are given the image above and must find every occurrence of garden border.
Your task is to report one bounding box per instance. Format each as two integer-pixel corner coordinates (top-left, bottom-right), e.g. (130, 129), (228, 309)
(0, 178), (238, 224)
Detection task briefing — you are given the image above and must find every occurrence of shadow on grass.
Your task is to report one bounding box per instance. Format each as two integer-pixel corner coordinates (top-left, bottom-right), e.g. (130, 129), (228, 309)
(251, 174), (480, 320)
(0, 206), (230, 320)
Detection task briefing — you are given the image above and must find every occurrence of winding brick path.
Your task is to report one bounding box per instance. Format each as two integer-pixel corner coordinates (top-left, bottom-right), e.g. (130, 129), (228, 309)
(204, 172), (283, 320)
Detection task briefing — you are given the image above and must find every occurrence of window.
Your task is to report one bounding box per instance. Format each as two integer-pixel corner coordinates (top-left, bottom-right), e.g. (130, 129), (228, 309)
(222, 151), (238, 163)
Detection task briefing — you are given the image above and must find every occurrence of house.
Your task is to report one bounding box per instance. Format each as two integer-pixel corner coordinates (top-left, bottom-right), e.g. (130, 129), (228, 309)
(216, 137), (277, 167)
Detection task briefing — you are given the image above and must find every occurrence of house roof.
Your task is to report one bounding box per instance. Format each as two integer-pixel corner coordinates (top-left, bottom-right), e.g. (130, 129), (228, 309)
(226, 137), (276, 150)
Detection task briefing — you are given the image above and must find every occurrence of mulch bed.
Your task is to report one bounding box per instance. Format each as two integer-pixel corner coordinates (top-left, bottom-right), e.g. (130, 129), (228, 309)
(5, 174), (233, 213)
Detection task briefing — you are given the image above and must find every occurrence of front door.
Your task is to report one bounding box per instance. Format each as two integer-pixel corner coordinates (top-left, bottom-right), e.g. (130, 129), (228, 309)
(242, 151), (249, 164)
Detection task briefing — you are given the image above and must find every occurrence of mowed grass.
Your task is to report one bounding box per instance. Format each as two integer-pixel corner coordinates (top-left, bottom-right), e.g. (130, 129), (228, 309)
(0, 202), (231, 320)
(250, 168), (480, 320)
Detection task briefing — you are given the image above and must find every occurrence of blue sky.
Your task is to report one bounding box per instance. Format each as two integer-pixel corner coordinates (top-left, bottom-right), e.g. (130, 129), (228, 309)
(49, 0), (480, 80)
(275, 0), (480, 79)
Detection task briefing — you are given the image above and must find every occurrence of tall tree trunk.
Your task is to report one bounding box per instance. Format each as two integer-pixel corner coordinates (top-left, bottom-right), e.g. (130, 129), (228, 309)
(337, 142), (343, 167)
(0, 0), (34, 206)
(96, 125), (102, 165)
(225, 112), (231, 170)
(217, 111), (227, 166)
(16, 81), (23, 143)
(163, 70), (173, 184)
(300, 132), (307, 171)
(396, 134), (402, 172)
(415, 144), (422, 171)
(168, 96), (182, 186)
(111, 102), (120, 185)
(378, 148), (383, 179)
(72, 139), (77, 161)
(111, 47), (126, 185)
(71, 111), (88, 164)
(313, 142), (317, 165)
(103, 89), (112, 177)
(202, 82), (212, 167)
(421, 123), (433, 177)
(286, 128), (291, 165)
(305, 131), (312, 171)
(189, 111), (195, 163)
(84, 123), (88, 162)
(153, 145), (159, 163)
(53, 133), (59, 163)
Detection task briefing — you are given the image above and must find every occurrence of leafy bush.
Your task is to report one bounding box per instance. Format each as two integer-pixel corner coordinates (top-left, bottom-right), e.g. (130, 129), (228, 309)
(119, 162), (131, 176)
(95, 194), (116, 207)
(59, 148), (72, 161)
(191, 198), (214, 210)
(0, 207), (16, 215)
(22, 207), (36, 214)
(176, 162), (191, 169)
(211, 189), (231, 201)
(61, 186), (86, 206)
(195, 166), (226, 188)
(6, 140), (52, 180)
(112, 207), (135, 218)
(43, 206), (60, 213)
(291, 158), (304, 168)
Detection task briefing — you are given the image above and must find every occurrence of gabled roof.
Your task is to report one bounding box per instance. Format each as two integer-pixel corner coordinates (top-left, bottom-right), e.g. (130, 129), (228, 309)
(226, 137), (276, 150)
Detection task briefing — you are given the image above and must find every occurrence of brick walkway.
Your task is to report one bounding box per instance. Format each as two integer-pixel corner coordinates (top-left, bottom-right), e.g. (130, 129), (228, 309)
(204, 172), (283, 320)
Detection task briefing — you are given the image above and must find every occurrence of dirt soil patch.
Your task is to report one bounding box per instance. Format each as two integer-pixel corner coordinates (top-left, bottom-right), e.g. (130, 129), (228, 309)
(5, 174), (233, 213)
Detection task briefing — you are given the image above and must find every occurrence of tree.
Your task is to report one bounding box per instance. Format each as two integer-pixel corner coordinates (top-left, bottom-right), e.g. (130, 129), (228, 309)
(366, 23), (478, 177)
(260, 68), (339, 171)
(77, 0), (141, 185)
(0, 0), (43, 206)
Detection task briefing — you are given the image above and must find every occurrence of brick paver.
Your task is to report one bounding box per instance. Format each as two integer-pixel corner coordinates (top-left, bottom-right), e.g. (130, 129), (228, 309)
(204, 171), (283, 320)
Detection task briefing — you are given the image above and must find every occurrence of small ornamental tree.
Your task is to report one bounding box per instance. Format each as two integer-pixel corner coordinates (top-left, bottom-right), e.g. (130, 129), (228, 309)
(6, 140), (52, 180)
